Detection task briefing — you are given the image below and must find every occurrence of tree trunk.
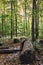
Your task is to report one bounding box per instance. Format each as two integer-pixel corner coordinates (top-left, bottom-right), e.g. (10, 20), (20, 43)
(11, 0), (13, 39)
(35, 0), (39, 39)
(15, 0), (17, 37)
(32, 0), (35, 42)
(32, 0), (39, 42)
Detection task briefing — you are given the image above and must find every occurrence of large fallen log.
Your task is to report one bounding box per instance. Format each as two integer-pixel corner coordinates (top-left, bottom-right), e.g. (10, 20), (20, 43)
(20, 38), (35, 64)
(20, 37), (34, 54)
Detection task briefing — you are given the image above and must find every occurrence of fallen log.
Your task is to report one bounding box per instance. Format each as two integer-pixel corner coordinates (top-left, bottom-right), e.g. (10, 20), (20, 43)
(0, 49), (21, 54)
(0, 46), (9, 49)
(20, 38), (35, 64)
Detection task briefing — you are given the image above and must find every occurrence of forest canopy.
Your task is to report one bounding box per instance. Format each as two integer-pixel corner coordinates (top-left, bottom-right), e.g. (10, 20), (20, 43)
(0, 0), (43, 39)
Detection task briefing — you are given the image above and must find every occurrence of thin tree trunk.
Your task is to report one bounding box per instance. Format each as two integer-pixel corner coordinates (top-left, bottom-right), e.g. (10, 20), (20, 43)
(24, 0), (27, 35)
(35, 0), (39, 39)
(32, 0), (35, 42)
(2, 0), (5, 37)
(2, 14), (4, 36)
(14, 0), (17, 37)
(32, 0), (39, 42)
(11, 0), (13, 39)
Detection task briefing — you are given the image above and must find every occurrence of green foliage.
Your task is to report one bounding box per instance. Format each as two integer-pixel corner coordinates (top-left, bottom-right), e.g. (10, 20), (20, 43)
(0, 0), (43, 39)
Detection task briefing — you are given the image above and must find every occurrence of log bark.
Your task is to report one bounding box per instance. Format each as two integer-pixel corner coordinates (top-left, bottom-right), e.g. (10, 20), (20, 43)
(20, 38), (35, 64)
(0, 49), (21, 54)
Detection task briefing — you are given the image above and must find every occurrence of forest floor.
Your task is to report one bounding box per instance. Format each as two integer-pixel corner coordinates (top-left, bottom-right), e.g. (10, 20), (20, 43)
(0, 38), (43, 65)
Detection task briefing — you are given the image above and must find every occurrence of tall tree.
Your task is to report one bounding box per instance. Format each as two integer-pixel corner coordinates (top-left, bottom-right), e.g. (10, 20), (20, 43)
(15, 0), (18, 37)
(2, 0), (5, 37)
(32, 0), (35, 42)
(11, 0), (13, 39)
(35, 0), (39, 40)
(14, 0), (18, 37)
(32, 0), (39, 42)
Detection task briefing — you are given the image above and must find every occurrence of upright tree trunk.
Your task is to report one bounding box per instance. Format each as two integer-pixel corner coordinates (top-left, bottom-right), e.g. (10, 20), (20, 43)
(11, 0), (13, 39)
(2, 15), (4, 36)
(32, 0), (39, 42)
(32, 0), (35, 42)
(14, 0), (17, 37)
(35, 0), (39, 39)
(2, 0), (5, 37)
(25, 0), (27, 35)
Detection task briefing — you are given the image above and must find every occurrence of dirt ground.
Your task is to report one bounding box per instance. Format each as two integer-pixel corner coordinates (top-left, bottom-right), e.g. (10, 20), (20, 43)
(0, 39), (43, 65)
